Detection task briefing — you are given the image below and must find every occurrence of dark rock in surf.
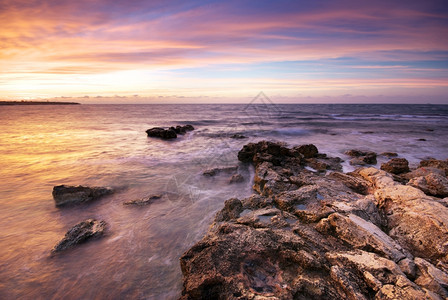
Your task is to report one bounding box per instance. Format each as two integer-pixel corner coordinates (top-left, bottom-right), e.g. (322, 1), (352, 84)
(203, 166), (238, 177)
(229, 174), (245, 184)
(52, 185), (113, 207)
(381, 158), (410, 174)
(230, 134), (247, 139)
(146, 125), (194, 139)
(146, 127), (177, 139)
(381, 152), (398, 158)
(51, 219), (106, 253)
(123, 194), (163, 206)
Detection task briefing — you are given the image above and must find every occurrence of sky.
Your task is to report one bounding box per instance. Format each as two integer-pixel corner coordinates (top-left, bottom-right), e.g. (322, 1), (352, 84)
(1, 0), (448, 103)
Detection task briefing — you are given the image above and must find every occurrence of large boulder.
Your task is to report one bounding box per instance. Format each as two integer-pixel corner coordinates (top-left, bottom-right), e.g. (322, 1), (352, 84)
(52, 185), (113, 207)
(381, 158), (410, 174)
(294, 144), (318, 158)
(408, 173), (448, 197)
(51, 219), (106, 253)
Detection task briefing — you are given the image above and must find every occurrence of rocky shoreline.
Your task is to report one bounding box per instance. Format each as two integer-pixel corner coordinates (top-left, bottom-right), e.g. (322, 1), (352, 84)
(180, 141), (448, 299)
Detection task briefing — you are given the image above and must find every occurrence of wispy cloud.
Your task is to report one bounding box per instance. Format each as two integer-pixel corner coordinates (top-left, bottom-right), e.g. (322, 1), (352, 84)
(0, 0), (447, 101)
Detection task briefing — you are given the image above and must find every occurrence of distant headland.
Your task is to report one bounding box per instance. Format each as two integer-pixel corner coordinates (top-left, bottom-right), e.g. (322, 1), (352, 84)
(0, 101), (80, 106)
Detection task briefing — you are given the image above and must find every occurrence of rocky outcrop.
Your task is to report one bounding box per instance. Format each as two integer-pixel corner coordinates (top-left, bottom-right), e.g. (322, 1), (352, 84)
(123, 194), (163, 206)
(180, 142), (448, 299)
(380, 158), (410, 174)
(52, 185), (113, 207)
(146, 125), (194, 139)
(52, 219), (106, 253)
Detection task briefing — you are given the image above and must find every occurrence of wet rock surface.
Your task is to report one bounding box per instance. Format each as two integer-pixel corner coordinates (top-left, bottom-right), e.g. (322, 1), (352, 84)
(180, 141), (448, 299)
(52, 185), (113, 207)
(146, 125), (194, 139)
(123, 194), (163, 206)
(52, 219), (106, 253)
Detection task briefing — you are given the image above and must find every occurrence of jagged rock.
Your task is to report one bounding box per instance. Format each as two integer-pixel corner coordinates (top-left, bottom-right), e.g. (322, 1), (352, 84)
(203, 166), (238, 177)
(52, 219), (106, 253)
(123, 194), (162, 205)
(408, 173), (448, 197)
(294, 144), (318, 158)
(360, 167), (448, 265)
(381, 158), (410, 174)
(419, 159), (448, 176)
(181, 143), (448, 299)
(415, 257), (448, 297)
(52, 185), (113, 207)
(322, 213), (410, 263)
(229, 174), (244, 184)
(327, 172), (371, 195)
(345, 149), (367, 157)
(146, 127), (177, 139)
(381, 152), (398, 158)
(169, 125), (195, 135)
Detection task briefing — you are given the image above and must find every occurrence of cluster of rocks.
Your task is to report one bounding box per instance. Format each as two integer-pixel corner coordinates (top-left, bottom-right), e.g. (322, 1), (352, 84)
(51, 185), (115, 254)
(146, 125), (194, 139)
(180, 141), (448, 299)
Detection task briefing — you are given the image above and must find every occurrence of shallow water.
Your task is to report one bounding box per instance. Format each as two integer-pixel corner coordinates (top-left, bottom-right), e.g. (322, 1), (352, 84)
(0, 103), (447, 299)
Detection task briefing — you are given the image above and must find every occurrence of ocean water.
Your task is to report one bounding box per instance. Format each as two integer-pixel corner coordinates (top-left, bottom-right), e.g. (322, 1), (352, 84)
(0, 103), (447, 299)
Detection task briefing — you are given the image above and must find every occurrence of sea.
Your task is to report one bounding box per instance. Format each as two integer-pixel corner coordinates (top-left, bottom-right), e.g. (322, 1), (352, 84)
(0, 103), (447, 299)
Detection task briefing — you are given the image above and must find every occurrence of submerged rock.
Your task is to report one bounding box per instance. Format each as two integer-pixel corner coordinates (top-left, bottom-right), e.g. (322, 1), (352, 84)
(52, 219), (106, 254)
(229, 174), (245, 184)
(52, 185), (113, 207)
(203, 166), (238, 177)
(180, 142), (448, 299)
(123, 194), (163, 206)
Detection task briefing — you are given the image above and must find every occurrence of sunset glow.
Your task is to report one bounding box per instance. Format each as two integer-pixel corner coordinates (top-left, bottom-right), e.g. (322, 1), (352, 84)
(1, 0), (448, 103)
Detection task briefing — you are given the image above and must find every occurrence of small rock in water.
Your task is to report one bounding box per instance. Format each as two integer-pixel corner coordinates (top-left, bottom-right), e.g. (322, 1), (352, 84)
(51, 219), (106, 254)
(203, 166), (238, 177)
(123, 194), (163, 206)
(345, 149), (377, 165)
(52, 185), (113, 207)
(380, 152), (398, 158)
(381, 158), (410, 174)
(230, 134), (247, 139)
(229, 174), (244, 184)
(417, 138), (427, 141)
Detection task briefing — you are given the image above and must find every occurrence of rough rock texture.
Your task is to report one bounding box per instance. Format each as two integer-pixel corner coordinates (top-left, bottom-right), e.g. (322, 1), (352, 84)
(52, 185), (113, 207)
(380, 158), (410, 174)
(229, 174), (245, 184)
(146, 125), (194, 139)
(52, 219), (106, 253)
(295, 144), (318, 158)
(380, 152), (398, 158)
(408, 173), (448, 197)
(203, 166), (238, 177)
(123, 194), (163, 205)
(346, 150), (377, 165)
(180, 141), (448, 299)
(419, 159), (448, 176)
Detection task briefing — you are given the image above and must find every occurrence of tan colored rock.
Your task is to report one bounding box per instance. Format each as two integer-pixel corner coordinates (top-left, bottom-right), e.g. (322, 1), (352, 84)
(408, 173), (448, 197)
(326, 213), (409, 263)
(419, 159), (448, 176)
(415, 257), (448, 298)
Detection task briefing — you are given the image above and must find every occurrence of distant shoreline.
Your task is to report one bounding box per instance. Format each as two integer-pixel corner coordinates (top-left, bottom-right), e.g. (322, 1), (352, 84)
(0, 101), (80, 106)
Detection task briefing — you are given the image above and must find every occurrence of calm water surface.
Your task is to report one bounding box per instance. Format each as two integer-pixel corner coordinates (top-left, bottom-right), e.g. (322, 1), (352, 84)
(0, 103), (447, 299)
